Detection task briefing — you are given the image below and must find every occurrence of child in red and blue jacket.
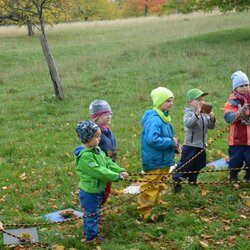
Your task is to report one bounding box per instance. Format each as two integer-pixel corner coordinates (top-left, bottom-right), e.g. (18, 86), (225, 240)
(224, 71), (250, 181)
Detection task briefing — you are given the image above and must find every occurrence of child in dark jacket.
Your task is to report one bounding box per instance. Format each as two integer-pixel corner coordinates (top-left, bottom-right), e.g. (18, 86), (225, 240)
(89, 100), (117, 204)
(224, 71), (250, 182)
(172, 88), (216, 192)
(75, 100), (117, 204)
(74, 120), (129, 242)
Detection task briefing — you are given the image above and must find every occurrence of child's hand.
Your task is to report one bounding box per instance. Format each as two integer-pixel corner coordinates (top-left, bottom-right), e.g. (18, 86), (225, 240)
(174, 138), (181, 154)
(237, 104), (248, 117)
(0, 221), (4, 230)
(120, 172), (129, 179)
(196, 105), (201, 116)
(208, 111), (215, 120)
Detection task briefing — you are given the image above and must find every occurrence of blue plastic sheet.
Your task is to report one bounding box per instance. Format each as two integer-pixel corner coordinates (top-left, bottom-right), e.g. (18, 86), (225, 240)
(207, 158), (228, 170)
(42, 208), (83, 222)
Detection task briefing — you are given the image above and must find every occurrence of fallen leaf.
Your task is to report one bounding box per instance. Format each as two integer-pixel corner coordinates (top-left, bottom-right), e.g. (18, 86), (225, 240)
(200, 217), (212, 224)
(222, 226), (230, 232)
(245, 199), (250, 207)
(52, 245), (65, 250)
(201, 189), (208, 196)
(19, 173), (27, 181)
(201, 234), (212, 239)
(64, 152), (71, 158)
(240, 214), (247, 219)
(227, 236), (236, 244)
(199, 240), (209, 248)
(135, 219), (141, 225)
(233, 184), (240, 189)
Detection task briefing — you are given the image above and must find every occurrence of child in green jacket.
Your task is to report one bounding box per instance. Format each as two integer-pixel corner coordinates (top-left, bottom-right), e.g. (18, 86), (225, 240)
(74, 120), (129, 242)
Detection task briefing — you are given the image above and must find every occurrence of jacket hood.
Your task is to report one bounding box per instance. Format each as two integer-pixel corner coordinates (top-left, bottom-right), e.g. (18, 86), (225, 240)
(142, 109), (160, 124)
(74, 145), (84, 157)
(185, 106), (195, 112)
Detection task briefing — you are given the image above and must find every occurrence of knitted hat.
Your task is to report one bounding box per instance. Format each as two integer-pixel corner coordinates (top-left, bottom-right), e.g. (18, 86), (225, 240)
(151, 87), (174, 108)
(186, 88), (208, 101)
(75, 120), (99, 144)
(231, 71), (249, 90)
(89, 100), (112, 120)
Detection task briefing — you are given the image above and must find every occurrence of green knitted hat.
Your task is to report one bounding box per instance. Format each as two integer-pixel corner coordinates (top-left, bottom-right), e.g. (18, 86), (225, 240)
(151, 87), (174, 107)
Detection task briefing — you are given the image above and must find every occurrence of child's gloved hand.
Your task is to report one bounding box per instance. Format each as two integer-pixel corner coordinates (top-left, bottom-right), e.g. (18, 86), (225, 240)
(174, 137), (181, 154)
(237, 104), (248, 117)
(119, 172), (129, 179)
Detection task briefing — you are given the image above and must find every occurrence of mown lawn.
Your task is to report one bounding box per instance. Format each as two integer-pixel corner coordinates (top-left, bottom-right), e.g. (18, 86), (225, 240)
(0, 12), (250, 249)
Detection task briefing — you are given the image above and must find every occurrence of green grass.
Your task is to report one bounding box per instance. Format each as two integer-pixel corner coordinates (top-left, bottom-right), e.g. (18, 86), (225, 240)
(0, 12), (250, 249)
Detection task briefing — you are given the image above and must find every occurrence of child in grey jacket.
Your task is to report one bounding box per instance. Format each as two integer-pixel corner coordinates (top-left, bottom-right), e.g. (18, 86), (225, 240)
(172, 88), (216, 192)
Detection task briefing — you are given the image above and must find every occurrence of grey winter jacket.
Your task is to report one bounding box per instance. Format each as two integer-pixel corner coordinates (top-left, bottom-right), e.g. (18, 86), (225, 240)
(183, 107), (216, 148)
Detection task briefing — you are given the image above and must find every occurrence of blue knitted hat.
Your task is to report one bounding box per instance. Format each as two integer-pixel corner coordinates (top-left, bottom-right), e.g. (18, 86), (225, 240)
(75, 120), (99, 144)
(231, 71), (249, 90)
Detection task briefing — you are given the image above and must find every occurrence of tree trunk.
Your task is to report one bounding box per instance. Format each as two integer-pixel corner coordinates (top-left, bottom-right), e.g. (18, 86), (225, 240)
(27, 21), (34, 36)
(39, 34), (65, 100)
(144, 0), (148, 16)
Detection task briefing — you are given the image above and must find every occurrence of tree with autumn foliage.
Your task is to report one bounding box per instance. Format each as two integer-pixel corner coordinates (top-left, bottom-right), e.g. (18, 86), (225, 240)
(0, 0), (35, 36)
(165, 0), (250, 14)
(123, 0), (167, 17)
(0, 0), (70, 36)
(70, 0), (117, 21)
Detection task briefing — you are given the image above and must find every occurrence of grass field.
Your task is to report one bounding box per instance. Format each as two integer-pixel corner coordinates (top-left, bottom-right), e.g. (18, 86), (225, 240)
(0, 12), (250, 249)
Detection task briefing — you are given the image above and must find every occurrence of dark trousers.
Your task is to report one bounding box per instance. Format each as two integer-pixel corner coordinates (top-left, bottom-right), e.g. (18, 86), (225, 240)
(228, 145), (250, 179)
(172, 145), (206, 183)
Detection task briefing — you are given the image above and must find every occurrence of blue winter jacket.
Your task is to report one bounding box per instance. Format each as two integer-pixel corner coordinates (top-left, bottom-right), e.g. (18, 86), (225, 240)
(141, 109), (175, 171)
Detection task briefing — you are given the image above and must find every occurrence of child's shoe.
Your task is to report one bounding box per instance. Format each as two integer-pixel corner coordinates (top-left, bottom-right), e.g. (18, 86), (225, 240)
(174, 183), (182, 193)
(243, 175), (250, 182)
(173, 177), (185, 193)
(85, 236), (107, 244)
(229, 171), (238, 182)
(243, 169), (250, 181)
(188, 181), (198, 186)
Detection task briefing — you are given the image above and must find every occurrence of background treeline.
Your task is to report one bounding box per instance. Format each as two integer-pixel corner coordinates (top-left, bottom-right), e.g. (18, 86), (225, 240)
(0, 0), (170, 27)
(1, 0), (249, 37)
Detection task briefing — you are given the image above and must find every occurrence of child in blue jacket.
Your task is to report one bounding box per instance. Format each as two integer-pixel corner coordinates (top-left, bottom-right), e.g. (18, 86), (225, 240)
(137, 87), (178, 220)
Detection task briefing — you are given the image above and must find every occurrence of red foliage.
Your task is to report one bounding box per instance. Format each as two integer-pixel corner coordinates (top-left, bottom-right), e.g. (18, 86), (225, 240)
(125, 0), (167, 13)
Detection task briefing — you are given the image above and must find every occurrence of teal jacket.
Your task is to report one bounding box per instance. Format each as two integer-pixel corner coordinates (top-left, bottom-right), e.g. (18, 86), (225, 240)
(141, 109), (175, 171)
(74, 146), (125, 193)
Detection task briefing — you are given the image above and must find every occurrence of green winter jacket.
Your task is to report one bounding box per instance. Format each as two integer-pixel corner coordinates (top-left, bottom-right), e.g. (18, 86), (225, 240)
(74, 146), (125, 193)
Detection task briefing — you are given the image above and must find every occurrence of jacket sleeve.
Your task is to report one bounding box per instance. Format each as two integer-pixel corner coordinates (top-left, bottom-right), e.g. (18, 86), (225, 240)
(103, 152), (126, 173)
(77, 153), (121, 182)
(206, 115), (216, 129)
(144, 120), (174, 150)
(224, 101), (239, 124)
(184, 110), (199, 128)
